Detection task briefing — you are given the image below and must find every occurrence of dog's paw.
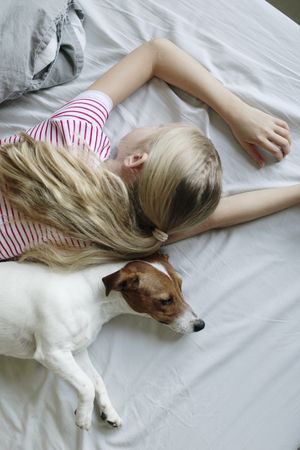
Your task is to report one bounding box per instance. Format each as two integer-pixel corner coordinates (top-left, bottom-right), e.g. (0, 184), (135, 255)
(99, 405), (122, 428)
(75, 408), (93, 431)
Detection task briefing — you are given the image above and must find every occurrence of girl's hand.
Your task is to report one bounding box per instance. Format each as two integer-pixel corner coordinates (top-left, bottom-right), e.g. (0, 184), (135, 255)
(228, 103), (291, 167)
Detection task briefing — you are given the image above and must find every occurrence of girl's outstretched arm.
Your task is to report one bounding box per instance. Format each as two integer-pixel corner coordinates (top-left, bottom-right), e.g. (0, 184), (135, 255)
(88, 38), (291, 166)
(167, 184), (300, 243)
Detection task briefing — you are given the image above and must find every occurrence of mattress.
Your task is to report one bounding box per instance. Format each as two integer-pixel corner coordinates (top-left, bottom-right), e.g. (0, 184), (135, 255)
(1, 1), (300, 449)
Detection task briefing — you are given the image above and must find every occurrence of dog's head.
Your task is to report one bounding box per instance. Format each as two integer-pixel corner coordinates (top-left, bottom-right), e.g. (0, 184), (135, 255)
(102, 253), (205, 334)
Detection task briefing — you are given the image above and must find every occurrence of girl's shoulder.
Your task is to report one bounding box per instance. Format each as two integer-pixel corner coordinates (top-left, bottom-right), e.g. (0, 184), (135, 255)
(0, 90), (114, 160)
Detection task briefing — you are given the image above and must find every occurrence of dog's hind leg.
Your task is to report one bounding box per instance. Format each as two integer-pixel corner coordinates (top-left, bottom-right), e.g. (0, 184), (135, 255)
(35, 350), (95, 430)
(74, 349), (122, 428)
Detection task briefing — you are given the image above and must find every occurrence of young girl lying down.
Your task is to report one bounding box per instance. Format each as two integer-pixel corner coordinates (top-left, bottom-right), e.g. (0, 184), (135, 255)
(0, 39), (298, 269)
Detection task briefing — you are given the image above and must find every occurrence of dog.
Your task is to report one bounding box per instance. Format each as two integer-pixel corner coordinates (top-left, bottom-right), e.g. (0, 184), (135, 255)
(0, 253), (205, 430)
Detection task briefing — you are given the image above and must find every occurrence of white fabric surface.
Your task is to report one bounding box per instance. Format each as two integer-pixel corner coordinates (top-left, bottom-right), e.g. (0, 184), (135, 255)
(1, 1), (300, 449)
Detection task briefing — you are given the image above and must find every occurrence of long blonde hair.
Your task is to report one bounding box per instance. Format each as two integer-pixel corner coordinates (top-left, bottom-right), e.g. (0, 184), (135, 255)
(0, 127), (221, 270)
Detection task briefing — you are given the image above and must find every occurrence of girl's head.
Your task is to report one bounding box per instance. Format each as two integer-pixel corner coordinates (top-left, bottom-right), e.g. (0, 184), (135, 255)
(0, 124), (222, 270)
(117, 124), (222, 240)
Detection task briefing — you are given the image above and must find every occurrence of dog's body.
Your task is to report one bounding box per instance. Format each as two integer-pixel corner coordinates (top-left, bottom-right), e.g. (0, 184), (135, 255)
(0, 254), (204, 430)
(0, 260), (133, 360)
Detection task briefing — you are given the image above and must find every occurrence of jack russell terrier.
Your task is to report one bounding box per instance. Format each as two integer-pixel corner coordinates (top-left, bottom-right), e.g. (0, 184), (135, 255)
(0, 253), (205, 430)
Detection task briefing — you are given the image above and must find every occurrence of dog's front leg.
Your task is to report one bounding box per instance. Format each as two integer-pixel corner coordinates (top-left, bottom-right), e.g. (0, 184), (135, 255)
(74, 349), (122, 428)
(35, 350), (95, 430)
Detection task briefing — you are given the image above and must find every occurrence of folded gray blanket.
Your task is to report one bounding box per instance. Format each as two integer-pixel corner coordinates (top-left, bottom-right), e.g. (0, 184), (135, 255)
(0, 0), (85, 104)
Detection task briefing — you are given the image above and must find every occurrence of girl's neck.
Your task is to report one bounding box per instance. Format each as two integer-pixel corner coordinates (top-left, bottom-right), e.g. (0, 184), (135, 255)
(103, 158), (123, 176)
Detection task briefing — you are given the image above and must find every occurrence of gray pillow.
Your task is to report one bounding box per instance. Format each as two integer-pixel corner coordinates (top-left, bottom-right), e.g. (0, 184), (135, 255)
(0, 0), (85, 104)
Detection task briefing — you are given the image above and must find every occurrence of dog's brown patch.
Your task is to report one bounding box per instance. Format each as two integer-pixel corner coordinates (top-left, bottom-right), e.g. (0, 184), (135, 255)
(102, 253), (186, 324)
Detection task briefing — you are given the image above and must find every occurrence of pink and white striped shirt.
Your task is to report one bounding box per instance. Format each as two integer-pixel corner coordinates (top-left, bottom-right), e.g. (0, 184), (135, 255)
(0, 90), (113, 260)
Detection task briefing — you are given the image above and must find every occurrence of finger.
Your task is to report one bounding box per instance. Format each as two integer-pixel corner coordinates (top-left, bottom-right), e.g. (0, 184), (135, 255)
(274, 118), (289, 130)
(242, 143), (265, 167)
(269, 134), (290, 156)
(262, 139), (284, 161)
(274, 126), (292, 146)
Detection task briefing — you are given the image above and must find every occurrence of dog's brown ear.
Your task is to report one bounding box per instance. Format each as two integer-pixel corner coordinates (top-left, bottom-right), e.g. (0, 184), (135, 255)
(102, 270), (140, 296)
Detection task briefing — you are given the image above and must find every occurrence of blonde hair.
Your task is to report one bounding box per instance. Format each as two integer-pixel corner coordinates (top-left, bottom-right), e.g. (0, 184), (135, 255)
(0, 134), (160, 268)
(0, 127), (221, 270)
(133, 126), (222, 235)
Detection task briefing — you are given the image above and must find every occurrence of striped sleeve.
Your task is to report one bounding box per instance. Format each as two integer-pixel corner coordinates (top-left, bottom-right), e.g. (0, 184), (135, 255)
(48, 90), (113, 159)
(49, 90), (113, 131)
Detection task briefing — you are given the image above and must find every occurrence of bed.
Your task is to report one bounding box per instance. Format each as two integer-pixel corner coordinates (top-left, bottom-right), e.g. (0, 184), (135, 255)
(1, 1), (300, 449)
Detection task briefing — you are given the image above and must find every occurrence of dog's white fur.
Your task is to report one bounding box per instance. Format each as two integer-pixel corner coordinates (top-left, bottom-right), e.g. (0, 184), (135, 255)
(0, 259), (202, 430)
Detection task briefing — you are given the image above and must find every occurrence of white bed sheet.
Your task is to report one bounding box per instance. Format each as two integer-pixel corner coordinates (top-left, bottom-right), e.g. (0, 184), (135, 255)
(1, 1), (300, 449)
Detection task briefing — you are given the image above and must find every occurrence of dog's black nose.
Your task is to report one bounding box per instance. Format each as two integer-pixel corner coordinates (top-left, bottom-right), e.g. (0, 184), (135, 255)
(193, 319), (205, 332)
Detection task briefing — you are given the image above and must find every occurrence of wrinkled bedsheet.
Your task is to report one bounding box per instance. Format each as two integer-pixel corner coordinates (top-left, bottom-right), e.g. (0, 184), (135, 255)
(0, 1), (300, 449)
